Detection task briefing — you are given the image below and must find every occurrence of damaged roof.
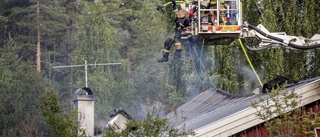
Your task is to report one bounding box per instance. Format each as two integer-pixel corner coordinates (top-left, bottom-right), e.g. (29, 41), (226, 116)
(166, 76), (320, 136)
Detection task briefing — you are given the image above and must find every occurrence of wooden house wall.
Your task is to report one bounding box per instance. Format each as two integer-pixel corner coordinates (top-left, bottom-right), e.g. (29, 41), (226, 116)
(233, 100), (320, 137)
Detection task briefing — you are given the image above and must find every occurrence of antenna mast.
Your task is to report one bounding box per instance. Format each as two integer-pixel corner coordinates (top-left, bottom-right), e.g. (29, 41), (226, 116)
(53, 60), (122, 88)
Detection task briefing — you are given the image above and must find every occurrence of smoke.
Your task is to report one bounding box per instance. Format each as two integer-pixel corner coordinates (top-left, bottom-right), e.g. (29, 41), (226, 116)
(184, 45), (219, 99)
(135, 101), (166, 120)
(237, 65), (264, 95)
(96, 101), (166, 132)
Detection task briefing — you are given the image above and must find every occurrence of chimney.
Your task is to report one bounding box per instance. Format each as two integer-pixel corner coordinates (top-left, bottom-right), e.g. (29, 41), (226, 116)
(73, 88), (95, 137)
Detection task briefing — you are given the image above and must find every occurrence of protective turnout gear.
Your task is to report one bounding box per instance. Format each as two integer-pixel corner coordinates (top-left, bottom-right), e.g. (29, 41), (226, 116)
(158, 6), (190, 63)
(175, 9), (190, 32)
(174, 49), (182, 58)
(158, 50), (170, 62)
(176, 9), (188, 19)
(164, 37), (175, 50)
(187, 34), (193, 46)
(209, 0), (226, 25)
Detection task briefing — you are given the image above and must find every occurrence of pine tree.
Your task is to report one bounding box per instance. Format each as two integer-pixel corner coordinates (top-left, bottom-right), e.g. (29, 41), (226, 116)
(0, 35), (49, 136)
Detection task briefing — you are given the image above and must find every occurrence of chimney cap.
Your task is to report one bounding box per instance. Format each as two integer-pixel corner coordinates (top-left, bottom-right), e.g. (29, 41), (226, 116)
(73, 87), (94, 101)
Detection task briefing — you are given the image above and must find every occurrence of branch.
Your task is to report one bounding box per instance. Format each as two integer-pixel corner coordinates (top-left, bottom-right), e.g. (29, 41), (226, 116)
(254, 0), (264, 20)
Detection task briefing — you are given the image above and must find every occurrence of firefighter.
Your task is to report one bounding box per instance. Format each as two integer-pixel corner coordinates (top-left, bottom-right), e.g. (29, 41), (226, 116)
(158, 0), (190, 63)
(208, 0), (225, 25)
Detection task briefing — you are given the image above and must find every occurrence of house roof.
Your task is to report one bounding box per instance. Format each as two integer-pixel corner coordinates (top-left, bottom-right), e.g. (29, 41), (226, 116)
(166, 76), (320, 136)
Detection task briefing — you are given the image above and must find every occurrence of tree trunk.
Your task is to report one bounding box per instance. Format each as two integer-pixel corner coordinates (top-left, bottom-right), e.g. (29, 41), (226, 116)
(37, 1), (41, 72)
(53, 40), (56, 64)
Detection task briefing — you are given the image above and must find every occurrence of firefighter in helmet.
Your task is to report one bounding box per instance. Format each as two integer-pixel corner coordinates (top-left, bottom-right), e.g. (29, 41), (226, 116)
(158, 0), (190, 63)
(208, 0), (226, 25)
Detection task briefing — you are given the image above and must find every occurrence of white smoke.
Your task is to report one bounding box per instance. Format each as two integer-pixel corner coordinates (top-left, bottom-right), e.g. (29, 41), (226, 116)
(135, 101), (166, 120)
(238, 65), (263, 95)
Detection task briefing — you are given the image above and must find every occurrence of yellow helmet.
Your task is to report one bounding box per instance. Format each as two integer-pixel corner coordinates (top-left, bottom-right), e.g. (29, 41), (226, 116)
(210, 0), (225, 4)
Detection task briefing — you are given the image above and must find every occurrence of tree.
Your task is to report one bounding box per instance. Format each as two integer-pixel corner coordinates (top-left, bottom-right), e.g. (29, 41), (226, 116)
(251, 86), (320, 136)
(1, 0), (320, 136)
(39, 88), (85, 137)
(37, 1), (40, 72)
(0, 35), (49, 136)
(242, 0), (320, 83)
(72, 0), (130, 126)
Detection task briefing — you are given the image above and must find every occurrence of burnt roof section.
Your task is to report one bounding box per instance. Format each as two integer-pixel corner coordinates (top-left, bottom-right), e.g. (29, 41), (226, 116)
(166, 76), (320, 132)
(109, 106), (135, 121)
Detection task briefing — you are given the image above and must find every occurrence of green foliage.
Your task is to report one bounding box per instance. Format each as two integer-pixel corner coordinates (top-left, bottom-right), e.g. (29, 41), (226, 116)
(1, 0), (320, 135)
(72, 0), (131, 126)
(242, 0), (320, 84)
(39, 88), (85, 137)
(251, 86), (320, 136)
(0, 35), (49, 136)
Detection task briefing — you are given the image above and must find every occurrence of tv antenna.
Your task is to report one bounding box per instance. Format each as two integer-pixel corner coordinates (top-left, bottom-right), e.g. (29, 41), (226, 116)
(53, 60), (122, 88)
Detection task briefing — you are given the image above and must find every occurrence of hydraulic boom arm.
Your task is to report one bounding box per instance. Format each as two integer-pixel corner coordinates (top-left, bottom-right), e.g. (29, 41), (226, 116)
(241, 22), (320, 51)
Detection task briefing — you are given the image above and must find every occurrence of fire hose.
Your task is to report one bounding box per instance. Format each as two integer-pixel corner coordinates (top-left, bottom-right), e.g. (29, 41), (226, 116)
(189, 39), (217, 89)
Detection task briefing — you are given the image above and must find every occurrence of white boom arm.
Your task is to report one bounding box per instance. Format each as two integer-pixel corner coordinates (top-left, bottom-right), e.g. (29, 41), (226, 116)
(241, 22), (320, 50)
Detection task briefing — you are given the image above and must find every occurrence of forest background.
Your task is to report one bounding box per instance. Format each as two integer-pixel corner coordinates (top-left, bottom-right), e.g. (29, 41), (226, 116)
(0, 0), (320, 136)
